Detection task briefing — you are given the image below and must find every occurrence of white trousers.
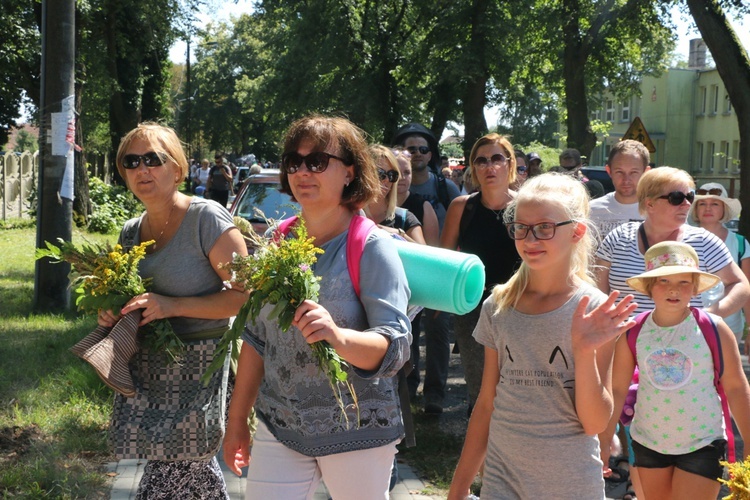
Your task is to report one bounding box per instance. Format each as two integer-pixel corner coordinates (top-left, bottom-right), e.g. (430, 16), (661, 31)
(245, 421), (398, 500)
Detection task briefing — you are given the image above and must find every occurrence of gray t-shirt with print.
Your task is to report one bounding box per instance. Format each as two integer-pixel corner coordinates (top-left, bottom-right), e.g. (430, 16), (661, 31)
(473, 282), (607, 499)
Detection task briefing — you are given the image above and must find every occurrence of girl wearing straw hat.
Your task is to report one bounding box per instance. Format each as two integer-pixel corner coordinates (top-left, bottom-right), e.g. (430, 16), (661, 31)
(689, 182), (750, 347)
(604, 241), (750, 500)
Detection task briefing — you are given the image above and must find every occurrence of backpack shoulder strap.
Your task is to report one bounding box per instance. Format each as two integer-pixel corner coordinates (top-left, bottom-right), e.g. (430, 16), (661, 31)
(458, 192), (481, 240)
(346, 215), (377, 298)
(691, 306), (735, 461)
(394, 207), (408, 230)
(735, 233), (745, 264)
(435, 169), (450, 210)
(626, 310), (652, 360)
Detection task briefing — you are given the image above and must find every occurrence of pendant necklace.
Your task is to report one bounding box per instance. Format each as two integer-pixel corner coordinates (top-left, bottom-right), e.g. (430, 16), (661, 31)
(489, 208), (503, 220)
(147, 201), (177, 250)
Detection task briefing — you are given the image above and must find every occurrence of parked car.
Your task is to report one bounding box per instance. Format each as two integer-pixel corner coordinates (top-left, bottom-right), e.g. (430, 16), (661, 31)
(229, 169), (298, 236)
(581, 166), (615, 194)
(233, 166), (250, 194)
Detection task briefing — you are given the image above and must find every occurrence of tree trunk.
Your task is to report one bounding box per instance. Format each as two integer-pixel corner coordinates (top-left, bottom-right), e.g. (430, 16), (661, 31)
(461, 0), (491, 159)
(686, 0), (750, 236)
(562, 0), (597, 160)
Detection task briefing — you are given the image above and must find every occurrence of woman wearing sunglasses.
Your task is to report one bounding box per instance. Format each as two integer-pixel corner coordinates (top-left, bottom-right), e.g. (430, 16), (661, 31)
(440, 133), (522, 414)
(688, 183), (750, 348)
(595, 167), (750, 317)
(103, 123), (248, 498)
(223, 115), (411, 499)
(365, 145), (425, 244)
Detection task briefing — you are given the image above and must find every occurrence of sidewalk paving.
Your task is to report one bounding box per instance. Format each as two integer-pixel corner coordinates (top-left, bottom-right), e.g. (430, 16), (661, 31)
(108, 451), (442, 499)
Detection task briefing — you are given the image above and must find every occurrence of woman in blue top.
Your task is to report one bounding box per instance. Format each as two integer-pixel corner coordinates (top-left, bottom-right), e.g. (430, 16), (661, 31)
(223, 115), (411, 499)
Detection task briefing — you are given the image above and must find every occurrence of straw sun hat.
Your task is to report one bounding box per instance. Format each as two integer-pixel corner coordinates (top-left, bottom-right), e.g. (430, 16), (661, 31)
(688, 182), (742, 224)
(626, 241), (720, 295)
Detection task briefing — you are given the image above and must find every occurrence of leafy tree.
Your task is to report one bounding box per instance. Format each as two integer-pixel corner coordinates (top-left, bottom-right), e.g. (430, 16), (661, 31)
(520, 0), (674, 159)
(0, 1), (41, 145)
(14, 129), (39, 153)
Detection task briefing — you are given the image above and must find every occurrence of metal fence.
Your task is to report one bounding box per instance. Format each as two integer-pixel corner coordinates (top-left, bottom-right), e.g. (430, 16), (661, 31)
(1, 151), (38, 220)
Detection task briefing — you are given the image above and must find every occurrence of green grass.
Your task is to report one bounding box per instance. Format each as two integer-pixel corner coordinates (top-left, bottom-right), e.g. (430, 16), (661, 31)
(0, 226), (116, 498)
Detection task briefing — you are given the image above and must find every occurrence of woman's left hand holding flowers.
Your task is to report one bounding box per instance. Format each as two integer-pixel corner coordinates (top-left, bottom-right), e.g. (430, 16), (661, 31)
(122, 292), (178, 327)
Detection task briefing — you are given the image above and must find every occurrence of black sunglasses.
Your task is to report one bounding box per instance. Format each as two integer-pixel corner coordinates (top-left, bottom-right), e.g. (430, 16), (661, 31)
(281, 151), (349, 174)
(406, 145), (430, 155)
(658, 191), (695, 206)
(506, 220), (575, 240)
(474, 153), (509, 169)
(377, 168), (399, 183)
(517, 166), (528, 174)
(696, 188), (723, 196)
(122, 152), (167, 170)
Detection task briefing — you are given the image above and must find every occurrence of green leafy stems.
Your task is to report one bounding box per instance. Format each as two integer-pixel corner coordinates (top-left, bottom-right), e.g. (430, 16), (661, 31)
(35, 238), (185, 364)
(204, 215), (360, 426)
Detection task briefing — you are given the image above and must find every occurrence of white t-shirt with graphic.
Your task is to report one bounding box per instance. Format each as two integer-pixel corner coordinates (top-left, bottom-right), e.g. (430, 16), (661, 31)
(589, 192), (644, 239)
(630, 312), (725, 455)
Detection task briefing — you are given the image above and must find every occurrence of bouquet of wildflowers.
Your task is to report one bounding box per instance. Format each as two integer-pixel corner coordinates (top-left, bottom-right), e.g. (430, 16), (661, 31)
(204, 215), (359, 424)
(720, 457), (750, 499)
(35, 238), (184, 364)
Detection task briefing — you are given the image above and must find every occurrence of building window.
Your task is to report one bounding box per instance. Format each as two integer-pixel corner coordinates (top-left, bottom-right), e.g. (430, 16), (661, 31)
(725, 93), (733, 114)
(696, 142), (704, 171)
(591, 108), (600, 120)
(721, 141), (729, 172)
(605, 99), (615, 122)
(707, 141), (715, 172)
(711, 85), (719, 115)
(699, 86), (707, 115)
(732, 140), (740, 172)
(621, 99), (630, 122)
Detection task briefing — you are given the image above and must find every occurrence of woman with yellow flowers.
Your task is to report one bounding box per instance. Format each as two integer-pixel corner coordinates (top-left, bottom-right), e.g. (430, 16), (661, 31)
(98, 123), (247, 498)
(223, 115), (412, 499)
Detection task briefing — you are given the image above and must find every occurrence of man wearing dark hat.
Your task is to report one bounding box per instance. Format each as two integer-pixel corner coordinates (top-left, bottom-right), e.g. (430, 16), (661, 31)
(392, 123), (460, 414)
(527, 152), (543, 178)
(556, 148), (605, 199)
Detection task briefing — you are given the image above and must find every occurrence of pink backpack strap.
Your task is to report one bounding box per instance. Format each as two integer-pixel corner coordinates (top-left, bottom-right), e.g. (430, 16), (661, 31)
(274, 216), (299, 242)
(626, 311), (652, 358)
(346, 215), (377, 298)
(691, 307), (734, 462)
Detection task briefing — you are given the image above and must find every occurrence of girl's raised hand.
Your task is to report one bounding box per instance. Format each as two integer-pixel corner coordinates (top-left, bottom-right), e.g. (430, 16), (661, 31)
(571, 291), (637, 353)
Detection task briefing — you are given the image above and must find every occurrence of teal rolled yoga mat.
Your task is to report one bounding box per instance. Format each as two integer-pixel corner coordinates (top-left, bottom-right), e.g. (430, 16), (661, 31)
(393, 239), (486, 315)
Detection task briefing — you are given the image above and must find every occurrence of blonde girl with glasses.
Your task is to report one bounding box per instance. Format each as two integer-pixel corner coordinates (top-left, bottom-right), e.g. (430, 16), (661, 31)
(449, 173), (637, 499)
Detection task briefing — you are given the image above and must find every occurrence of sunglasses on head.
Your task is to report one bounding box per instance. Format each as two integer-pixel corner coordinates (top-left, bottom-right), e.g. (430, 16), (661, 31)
(281, 151), (349, 174)
(122, 152), (167, 170)
(377, 168), (399, 183)
(474, 153), (509, 169)
(658, 190), (695, 206)
(406, 145), (430, 155)
(696, 188), (723, 196)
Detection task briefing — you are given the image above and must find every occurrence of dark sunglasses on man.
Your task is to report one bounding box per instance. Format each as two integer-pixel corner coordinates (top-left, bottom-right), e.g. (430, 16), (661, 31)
(281, 151), (350, 174)
(122, 152), (168, 170)
(658, 190), (695, 206)
(406, 146), (430, 155)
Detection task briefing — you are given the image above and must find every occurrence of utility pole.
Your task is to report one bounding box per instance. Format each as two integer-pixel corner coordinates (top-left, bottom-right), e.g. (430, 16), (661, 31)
(34, 0), (76, 312)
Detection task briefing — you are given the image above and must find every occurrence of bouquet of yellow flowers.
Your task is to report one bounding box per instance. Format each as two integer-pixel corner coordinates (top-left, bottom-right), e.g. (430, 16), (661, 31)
(720, 458), (750, 499)
(36, 239), (184, 364)
(203, 216), (359, 424)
